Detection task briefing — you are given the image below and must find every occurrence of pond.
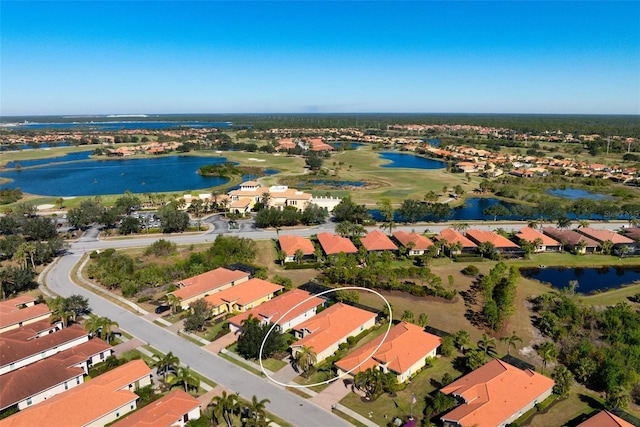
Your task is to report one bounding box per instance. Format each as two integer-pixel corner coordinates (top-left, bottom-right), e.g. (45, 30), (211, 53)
(0, 156), (233, 196)
(4, 151), (92, 168)
(546, 188), (612, 200)
(378, 152), (446, 169)
(520, 266), (640, 293)
(369, 198), (521, 222)
(331, 142), (363, 150)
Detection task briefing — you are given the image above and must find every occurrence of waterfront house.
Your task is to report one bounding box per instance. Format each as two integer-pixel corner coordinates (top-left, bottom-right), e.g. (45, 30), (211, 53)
(542, 227), (600, 254)
(360, 230), (398, 253)
(290, 303), (376, 363)
(203, 278), (283, 316)
(440, 359), (554, 427)
(0, 360), (152, 427)
(575, 227), (636, 253)
(228, 289), (325, 334)
(278, 235), (315, 263)
(170, 267), (251, 310)
(392, 231), (435, 256)
(577, 410), (635, 427)
(466, 229), (523, 257)
(0, 296), (51, 334)
(111, 389), (202, 427)
(335, 322), (441, 383)
(316, 232), (358, 256)
(515, 227), (562, 252)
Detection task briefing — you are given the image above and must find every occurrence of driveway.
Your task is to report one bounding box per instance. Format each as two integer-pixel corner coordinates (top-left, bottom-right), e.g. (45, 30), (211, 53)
(203, 332), (238, 354)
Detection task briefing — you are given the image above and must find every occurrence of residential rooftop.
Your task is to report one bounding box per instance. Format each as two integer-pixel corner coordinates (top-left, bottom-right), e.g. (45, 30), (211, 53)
(360, 230), (398, 252)
(111, 389), (201, 427)
(316, 232), (358, 255)
(392, 231), (434, 250)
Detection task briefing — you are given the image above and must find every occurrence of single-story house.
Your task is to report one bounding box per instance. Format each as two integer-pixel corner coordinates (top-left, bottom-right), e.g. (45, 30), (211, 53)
(228, 289), (325, 334)
(111, 389), (202, 427)
(316, 232), (358, 256)
(0, 296), (51, 334)
(290, 303), (377, 363)
(392, 231), (435, 256)
(576, 410), (635, 427)
(278, 235), (316, 263)
(203, 278), (283, 316)
(515, 227), (562, 252)
(575, 227), (635, 250)
(466, 229), (523, 257)
(0, 360), (152, 427)
(434, 228), (477, 255)
(542, 227), (600, 254)
(170, 267), (251, 309)
(360, 230), (398, 253)
(440, 359), (555, 427)
(335, 322), (441, 383)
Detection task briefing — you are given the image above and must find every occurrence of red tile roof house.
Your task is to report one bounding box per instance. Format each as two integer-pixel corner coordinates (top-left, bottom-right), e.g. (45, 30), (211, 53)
(111, 389), (202, 427)
(290, 303), (377, 363)
(542, 227), (600, 254)
(392, 231), (435, 256)
(335, 322), (441, 383)
(360, 230), (399, 253)
(278, 235), (316, 263)
(228, 289), (325, 334)
(0, 359), (153, 427)
(0, 296), (52, 334)
(465, 229), (524, 258)
(203, 278), (283, 316)
(575, 227), (636, 253)
(170, 267), (251, 310)
(316, 232), (358, 256)
(440, 359), (555, 427)
(434, 228), (478, 256)
(515, 227), (562, 252)
(577, 410), (635, 427)
(0, 338), (112, 412)
(0, 321), (89, 375)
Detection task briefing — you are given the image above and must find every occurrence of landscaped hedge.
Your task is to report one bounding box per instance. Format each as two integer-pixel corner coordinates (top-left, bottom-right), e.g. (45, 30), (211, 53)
(284, 262), (322, 270)
(453, 254), (485, 262)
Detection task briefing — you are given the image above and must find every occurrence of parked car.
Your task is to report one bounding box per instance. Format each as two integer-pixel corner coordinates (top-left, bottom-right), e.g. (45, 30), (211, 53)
(155, 305), (170, 314)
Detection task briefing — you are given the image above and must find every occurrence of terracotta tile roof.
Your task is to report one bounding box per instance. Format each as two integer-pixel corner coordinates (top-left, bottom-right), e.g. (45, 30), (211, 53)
(542, 227), (599, 247)
(203, 278), (283, 309)
(515, 227), (561, 246)
(434, 228), (477, 248)
(335, 322), (440, 376)
(49, 338), (113, 367)
(171, 268), (250, 300)
(0, 358), (84, 410)
(111, 389), (201, 427)
(278, 235), (315, 257)
(228, 289), (324, 329)
(317, 232), (358, 255)
(576, 227), (635, 244)
(466, 229), (521, 249)
(0, 324), (89, 368)
(360, 230), (398, 251)
(440, 359), (554, 427)
(0, 298), (51, 330)
(392, 231), (434, 250)
(577, 410), (635, 427)
(291, 303), (376, 355)
(229, 199), (251, 208)
(0, 360), (151, 427)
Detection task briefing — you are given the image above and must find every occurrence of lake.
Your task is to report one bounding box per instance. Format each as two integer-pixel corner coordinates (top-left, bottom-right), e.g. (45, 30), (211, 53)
(4, 151), (92, 168)
(0, 156), (233, 196)
(331, 142), (364, 150)
(546, 188), (612, 200)
(378, 152), (446, 169)
(6, 121), (232, 131)
(520, 266), (640, 293)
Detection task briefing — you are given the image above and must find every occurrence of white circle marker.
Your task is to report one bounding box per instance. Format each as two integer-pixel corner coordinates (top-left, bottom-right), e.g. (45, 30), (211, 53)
(258, 286), (393, 388)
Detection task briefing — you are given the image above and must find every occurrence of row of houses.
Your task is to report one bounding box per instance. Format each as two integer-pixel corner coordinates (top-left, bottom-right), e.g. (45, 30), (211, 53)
(0, 295), (203, 427)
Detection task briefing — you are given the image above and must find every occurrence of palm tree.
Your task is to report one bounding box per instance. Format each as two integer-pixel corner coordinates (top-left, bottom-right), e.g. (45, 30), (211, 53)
(537, 341), (558, 374)
(153, 351), (180, 381)
(294, 249), (305, 265)
(48, 297), (73, 327)
(166, 294), (182, 314)
(211, 390), (239, 427)
(245, 395), (271, 426)
(556, 216), (572, 230)
(452, 222), (469, 233)
(401, 310), (414, 323)
(354, 368), (385, 400)
(477, 333), (498, 361)
(166, 366), (200, 393)
(454, 330), (471, 352)
(500, 331), (523, 355)
(448, 241), (463, 259)
(293, 346), (317, 377)
(84, 313), (102, 337)
(527, 220), (540, 230)
(577, 219), (590, 228)
(98, 317), (119, 343)
(551, 365), (574, 398)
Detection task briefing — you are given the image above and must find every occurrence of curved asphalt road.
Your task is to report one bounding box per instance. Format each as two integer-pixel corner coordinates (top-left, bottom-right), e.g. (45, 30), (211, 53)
(44, 219), (626, 426)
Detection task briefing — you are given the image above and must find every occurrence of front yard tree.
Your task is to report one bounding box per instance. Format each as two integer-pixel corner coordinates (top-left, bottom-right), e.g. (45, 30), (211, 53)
(183, 298), (211, 332)
(153, 351), (180, 381)
(237, 315), (284, 360)
(167, 366), (200, 392)
(293, 345), (317, 376)
(211, 391), (239, 427)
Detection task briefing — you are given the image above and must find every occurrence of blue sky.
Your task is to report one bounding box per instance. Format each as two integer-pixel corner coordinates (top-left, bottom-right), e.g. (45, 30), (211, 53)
(1, 1), (639, 116)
